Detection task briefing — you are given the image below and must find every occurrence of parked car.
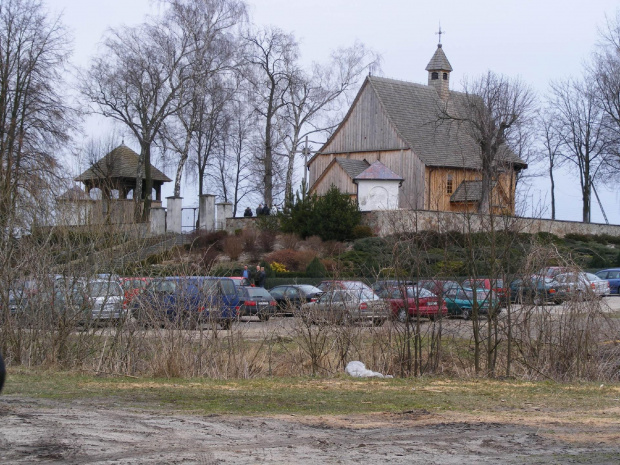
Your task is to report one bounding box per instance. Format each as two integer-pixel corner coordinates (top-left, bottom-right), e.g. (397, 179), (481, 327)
(235, 286), (277, 321)
(299, 288), (389, 326)
(461, 278), (507, 306)
(371, 280), (414, 298)
(382, 285), (447, 322)
(554, 272), (610, 299)
(230, 276), (252, 288)
(443, 287), (499, 319)
(317, 280), (373, 294)
(84, 278), (126, 322)
(537, 267), (575, 280)
(16, 284), (91, 327)
(119, 277), (151, 309)
(509, 275), (566, 305)
(417, 279), (460, 297)
(268, 284), (323, 314)
(595, 268), (620, 294)
(133, 276), (239, 329)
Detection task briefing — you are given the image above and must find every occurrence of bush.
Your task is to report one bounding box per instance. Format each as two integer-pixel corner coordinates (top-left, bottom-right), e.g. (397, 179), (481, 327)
(280, 233), (301, 249)
(190, 230), (228, 250)
(305, 256), (327, 278)
(223, 236), (243, 261)
(351, 224), (373, 239)
(264, 249), (316, 272)
(258, 230), (277, 253)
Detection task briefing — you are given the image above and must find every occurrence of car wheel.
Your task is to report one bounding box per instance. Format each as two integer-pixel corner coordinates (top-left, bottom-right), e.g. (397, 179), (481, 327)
(397, 309), (408, 323)
(220, 319), (232, 330)
(372, 317), (385, 326)
(461, 309), (471, 320)
(258, 313), (270, 322)
(533, 295), (543, 306)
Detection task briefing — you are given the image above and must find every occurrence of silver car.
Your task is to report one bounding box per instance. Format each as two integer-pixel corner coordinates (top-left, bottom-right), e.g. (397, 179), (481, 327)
(299, 288), (388, 326)
(85, 279), (125, 321)
(554, 272), (610, 299)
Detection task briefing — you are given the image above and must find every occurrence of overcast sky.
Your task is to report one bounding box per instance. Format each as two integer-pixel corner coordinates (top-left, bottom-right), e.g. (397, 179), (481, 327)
(49, 0), (620, 223)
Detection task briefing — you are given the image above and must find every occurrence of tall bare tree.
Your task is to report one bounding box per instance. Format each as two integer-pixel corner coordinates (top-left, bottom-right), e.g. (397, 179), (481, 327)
(549, 78), (613, 223)
(0, 0), (75, 232)
(538, 109), (564, 220)
(440, 72), (535, 214)
(245, 26), (298, 208)
(81, 14), (193, 220)
(159, 0), (246, 198)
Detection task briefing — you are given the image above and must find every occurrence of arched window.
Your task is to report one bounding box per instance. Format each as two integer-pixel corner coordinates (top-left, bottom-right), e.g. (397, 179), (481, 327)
(443, 72), (448, 80)
(431, 72), (438, 80)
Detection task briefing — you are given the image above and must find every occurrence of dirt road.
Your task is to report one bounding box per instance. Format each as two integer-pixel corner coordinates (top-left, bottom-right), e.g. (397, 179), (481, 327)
(1, 395), (619, 464)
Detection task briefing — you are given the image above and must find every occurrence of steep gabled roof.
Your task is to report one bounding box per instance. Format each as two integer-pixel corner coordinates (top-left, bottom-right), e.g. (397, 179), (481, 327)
(335, 158), (369, 179)
(355, 160), (403, 181)
(75, 144), (171, 183)
(364, 75), (526, 170)
(425, 44), (453, 72)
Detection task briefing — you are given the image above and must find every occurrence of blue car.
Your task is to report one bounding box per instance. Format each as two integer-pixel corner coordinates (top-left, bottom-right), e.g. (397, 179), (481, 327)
(595, 269), (620, 294)
(133, 276), (239, 329)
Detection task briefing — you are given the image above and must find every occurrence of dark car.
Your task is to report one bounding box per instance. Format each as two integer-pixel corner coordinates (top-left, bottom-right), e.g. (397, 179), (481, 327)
(509, 275), (566, 305)
(595, 268), (620, 294)
(462, 278), (507, 306)
(444, 286), (499, 319)
(371, 280), (414, 298)
(236, 286), (277, 321)
(268, 285), (323, 314)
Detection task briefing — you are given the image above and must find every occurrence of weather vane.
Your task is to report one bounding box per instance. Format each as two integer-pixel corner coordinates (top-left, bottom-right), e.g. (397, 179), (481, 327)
(436, 23), (445, 45)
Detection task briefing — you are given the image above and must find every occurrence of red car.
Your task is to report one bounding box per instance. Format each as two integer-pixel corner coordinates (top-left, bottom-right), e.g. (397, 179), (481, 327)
(119, 277), (151, 309)
(384, 285), (447, 322)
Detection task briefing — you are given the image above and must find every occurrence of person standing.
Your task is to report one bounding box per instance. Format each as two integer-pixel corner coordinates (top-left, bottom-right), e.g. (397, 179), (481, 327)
(254, 265), (261, 286)
(243, 207), (253, 217)
(258, 266), (266, 288)
(257, 204), (263, 216)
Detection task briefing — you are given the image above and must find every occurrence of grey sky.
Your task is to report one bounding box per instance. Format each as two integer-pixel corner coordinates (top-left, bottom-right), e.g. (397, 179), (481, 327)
(49, 0), (620, 223)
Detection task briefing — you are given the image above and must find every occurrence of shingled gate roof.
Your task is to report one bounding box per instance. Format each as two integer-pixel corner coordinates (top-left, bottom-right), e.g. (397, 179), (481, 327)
(360, 76), (526, 171)
(75, 144), (171, 183)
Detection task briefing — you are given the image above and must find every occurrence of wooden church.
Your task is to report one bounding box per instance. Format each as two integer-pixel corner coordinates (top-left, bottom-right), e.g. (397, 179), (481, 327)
(307, 42), (527, 214)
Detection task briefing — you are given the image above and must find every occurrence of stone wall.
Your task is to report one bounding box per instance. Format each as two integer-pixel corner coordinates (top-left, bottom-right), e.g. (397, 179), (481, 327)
(362, 210), (620, 238)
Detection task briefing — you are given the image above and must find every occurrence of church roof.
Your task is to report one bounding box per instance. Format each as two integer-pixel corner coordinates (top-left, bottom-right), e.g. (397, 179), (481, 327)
(425, 44), (453, 72)
(355, 160), (403, 181)
(450, 180), (497, 203)
(335, 158), (369, 179)
(365, 76), (527, 170)
(75, 144), (172, 183)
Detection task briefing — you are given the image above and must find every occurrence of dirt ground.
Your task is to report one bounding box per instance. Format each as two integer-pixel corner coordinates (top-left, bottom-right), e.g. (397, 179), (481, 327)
(1, 395), (619, 464)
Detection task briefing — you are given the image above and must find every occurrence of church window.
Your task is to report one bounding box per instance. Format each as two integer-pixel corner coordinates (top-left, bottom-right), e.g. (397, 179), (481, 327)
(446, 174), (453, 194)
(431, 72), (438, 80)
(443, 72), (448, 80)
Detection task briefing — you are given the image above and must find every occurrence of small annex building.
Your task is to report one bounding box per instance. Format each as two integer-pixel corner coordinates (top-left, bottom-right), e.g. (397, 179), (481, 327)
(308, 43), (527, 214)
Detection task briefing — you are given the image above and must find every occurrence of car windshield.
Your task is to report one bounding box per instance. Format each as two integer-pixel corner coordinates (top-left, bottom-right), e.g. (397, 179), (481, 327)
(88, 281), (122, 297)
(584, 272), (601, 282)
(150, 280), (177, 293)
(296, 285), (321, 294)
(404, 286), (434, 298)
(245, 287), (272, 298)
(464, 289), (489, 300)
(122, 279), (148, 291)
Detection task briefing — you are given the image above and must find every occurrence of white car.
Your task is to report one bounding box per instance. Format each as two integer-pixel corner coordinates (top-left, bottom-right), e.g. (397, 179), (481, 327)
(554, 272), (610, 298)
(85, 279), (126, 321)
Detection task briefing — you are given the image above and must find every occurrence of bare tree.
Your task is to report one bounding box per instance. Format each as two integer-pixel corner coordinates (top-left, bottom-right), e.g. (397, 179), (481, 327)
(538, 109), (565, 220)
(159, 0), (246, 198)
(440, 72), (536, 214)
(81, 14), (193, 220)
(278, 42), (380, 200)
(245, 26), (298, 208)
(0, 0), (75, 232)
(549, 78), (613, 223)
(590, 10), (620, 169)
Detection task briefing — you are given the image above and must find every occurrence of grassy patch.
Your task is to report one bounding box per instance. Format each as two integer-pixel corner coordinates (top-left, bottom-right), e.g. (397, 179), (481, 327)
(4, 368), (620, 417)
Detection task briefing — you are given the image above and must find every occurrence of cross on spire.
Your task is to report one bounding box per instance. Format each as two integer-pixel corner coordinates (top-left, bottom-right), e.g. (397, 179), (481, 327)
(436, 23), (445, 45)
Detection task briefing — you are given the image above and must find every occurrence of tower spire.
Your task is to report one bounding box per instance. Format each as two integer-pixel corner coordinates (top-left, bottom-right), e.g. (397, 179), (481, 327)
(436, 22), (445, 46)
